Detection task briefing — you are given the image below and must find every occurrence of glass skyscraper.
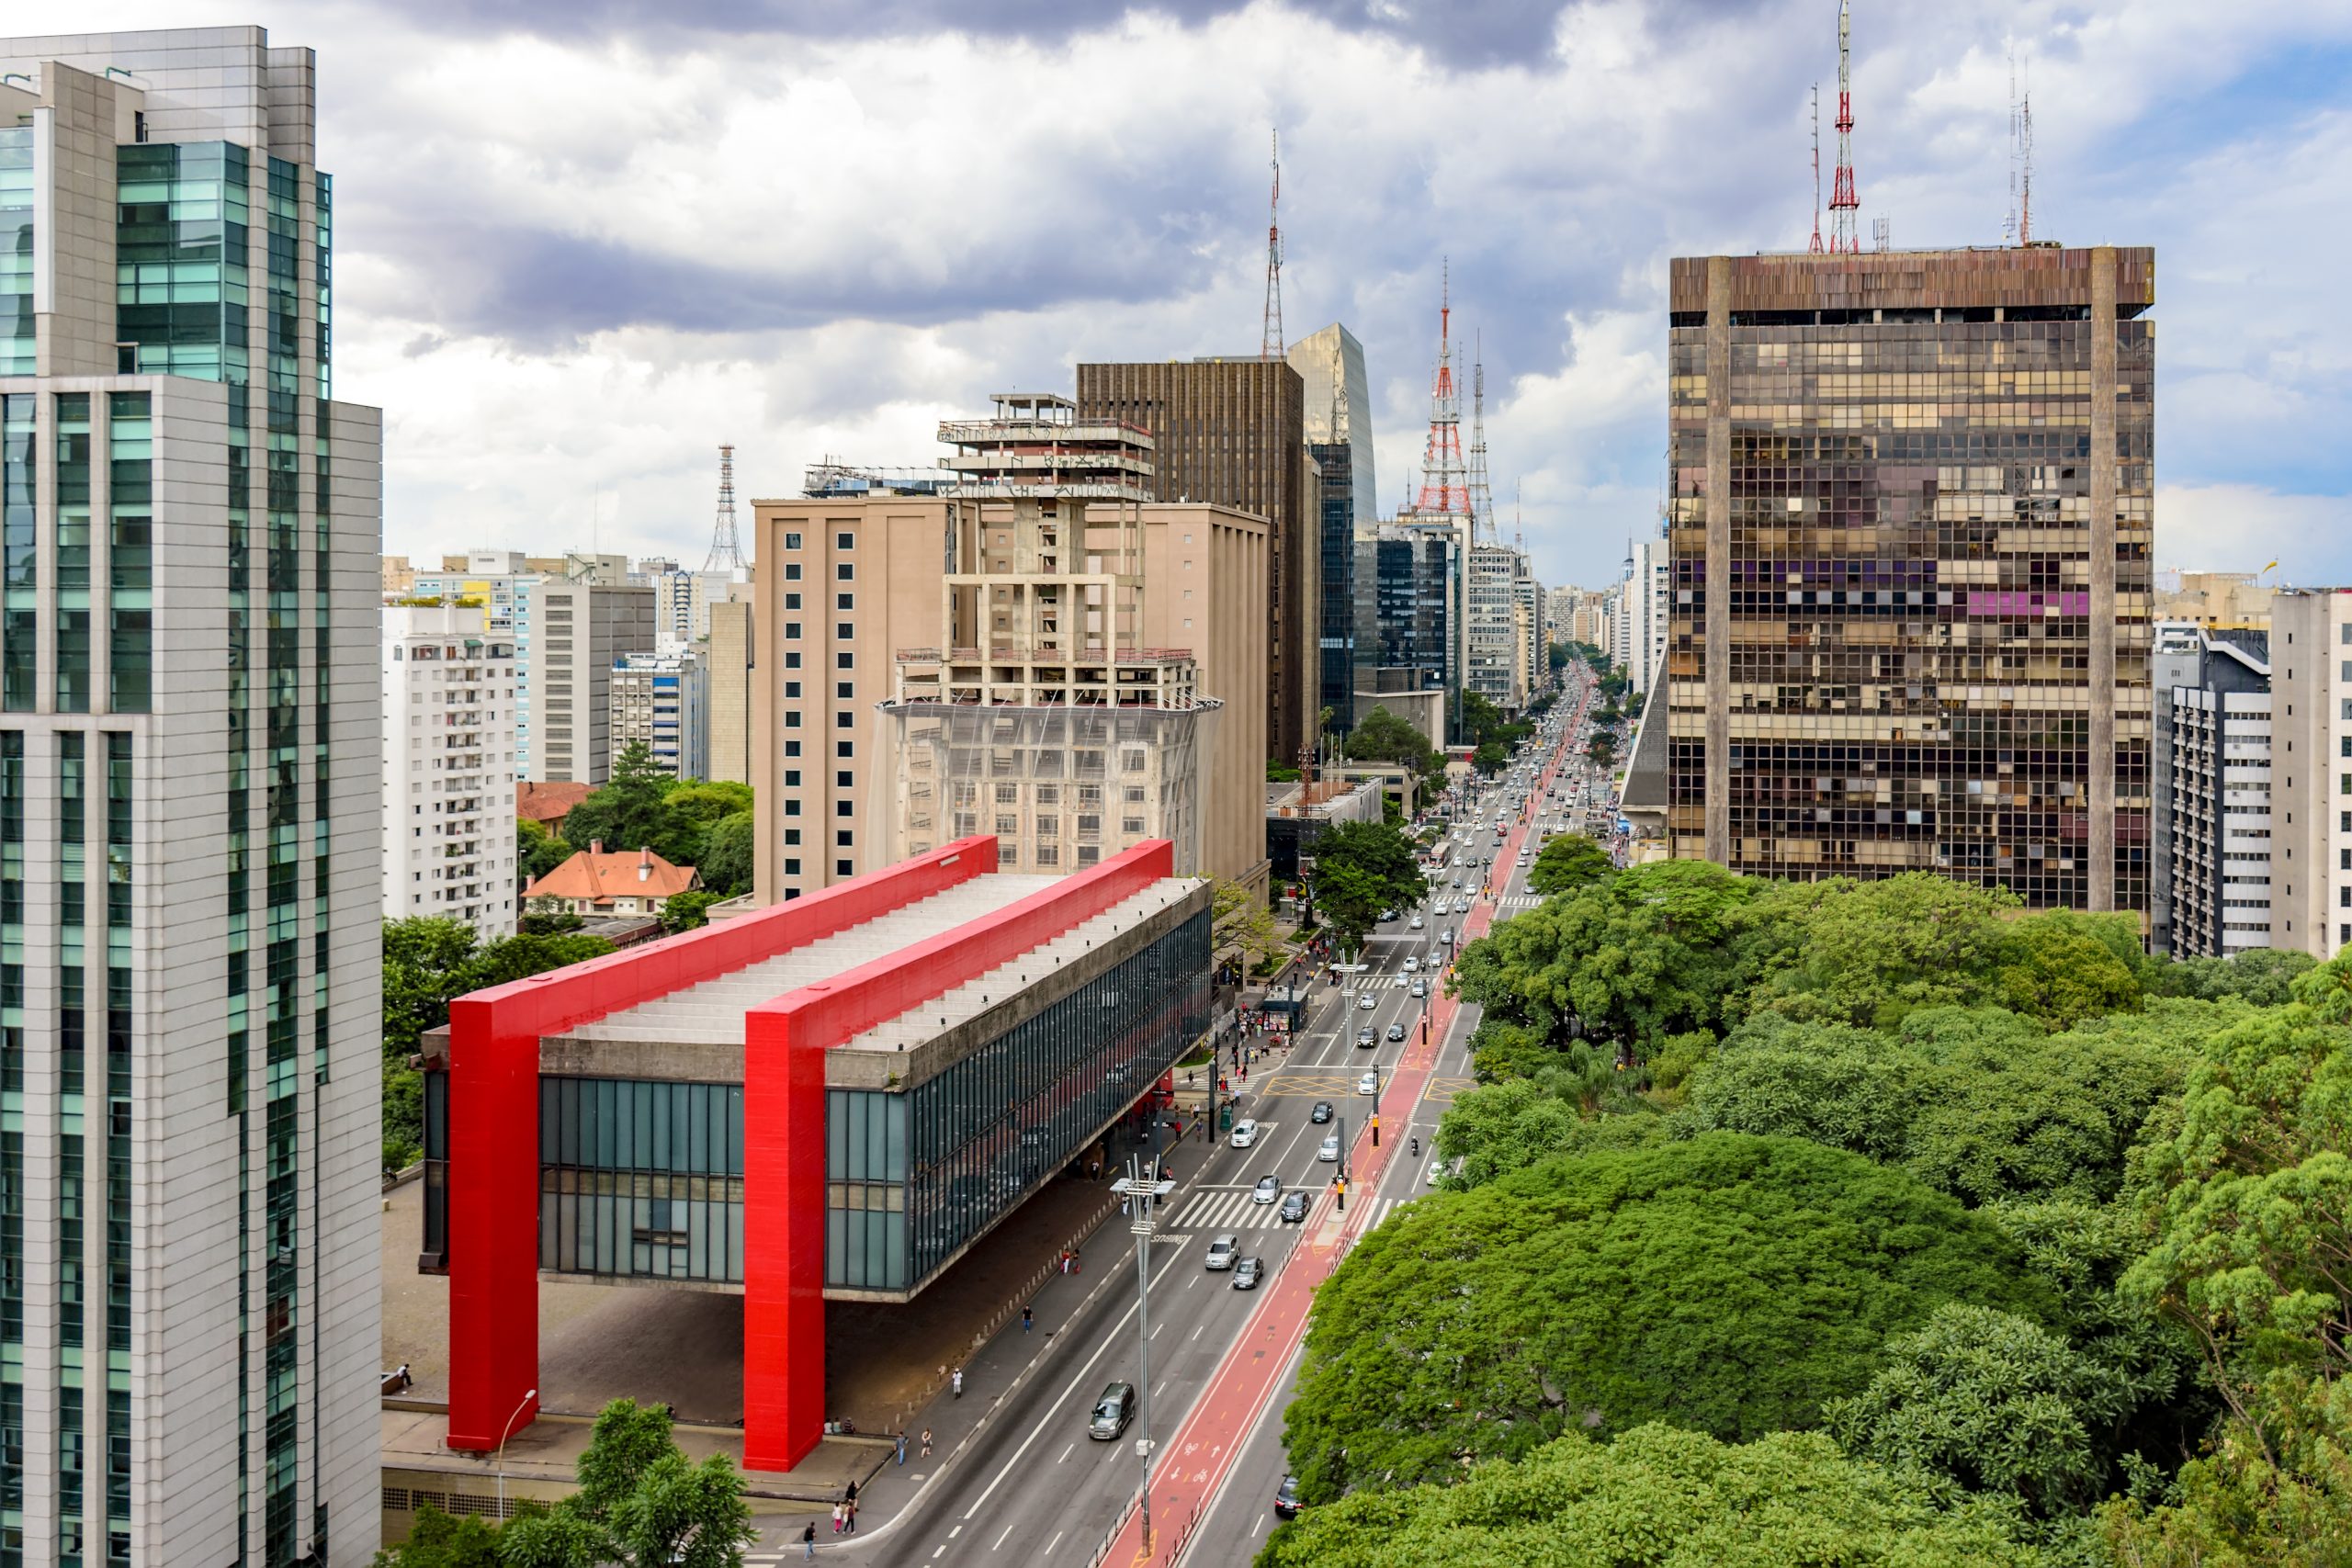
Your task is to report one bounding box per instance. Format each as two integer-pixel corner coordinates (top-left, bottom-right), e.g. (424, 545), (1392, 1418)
(0, 28), (383, 1565)
(1664, 246), (2154, 914)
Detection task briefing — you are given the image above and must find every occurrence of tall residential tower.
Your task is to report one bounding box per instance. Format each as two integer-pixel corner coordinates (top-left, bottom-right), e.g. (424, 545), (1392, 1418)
(1, 27), (384, 1565)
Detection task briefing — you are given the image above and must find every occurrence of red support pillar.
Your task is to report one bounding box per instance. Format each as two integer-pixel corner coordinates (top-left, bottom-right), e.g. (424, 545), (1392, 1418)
(444, 996), (540, 1450)
(741, 1005), (831, 1472)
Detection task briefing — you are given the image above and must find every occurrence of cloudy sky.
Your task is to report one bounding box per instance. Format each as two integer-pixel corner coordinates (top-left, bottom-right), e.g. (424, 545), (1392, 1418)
(27, 0), (2352, 590)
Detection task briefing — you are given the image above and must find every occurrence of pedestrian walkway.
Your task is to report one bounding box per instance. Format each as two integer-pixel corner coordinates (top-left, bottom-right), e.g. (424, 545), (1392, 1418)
(1170, 1190), (1313, 1231)
(1496, 893), (1544, 913)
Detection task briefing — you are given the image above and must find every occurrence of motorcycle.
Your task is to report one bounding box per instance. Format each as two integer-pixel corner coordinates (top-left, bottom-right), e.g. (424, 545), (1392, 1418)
(1410, 1136), (1420, 1158)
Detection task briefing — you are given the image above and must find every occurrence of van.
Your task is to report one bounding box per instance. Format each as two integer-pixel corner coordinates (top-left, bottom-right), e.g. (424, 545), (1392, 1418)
(1089, 1382), (1136, 1440)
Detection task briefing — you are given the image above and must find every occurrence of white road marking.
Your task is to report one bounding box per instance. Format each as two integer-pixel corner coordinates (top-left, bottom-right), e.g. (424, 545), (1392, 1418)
(949, 1526), (962, 1540)
(992, 1523), (1015, 1550)
(1057, 1441), (1073, 1463)
(1254, 1512), (1268, 1536)
(958, 1244), (1190, 1522)
(1044, 1530), (1065, 1556)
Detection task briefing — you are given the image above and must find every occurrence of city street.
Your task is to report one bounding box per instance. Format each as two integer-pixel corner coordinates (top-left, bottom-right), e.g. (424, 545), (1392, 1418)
(747, 678), (1597, 1565)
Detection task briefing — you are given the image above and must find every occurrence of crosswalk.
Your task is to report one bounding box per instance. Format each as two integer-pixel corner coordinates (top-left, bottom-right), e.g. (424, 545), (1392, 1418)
(1172, 1189), (1420, 1235)
(1496, 893), (1544, 914)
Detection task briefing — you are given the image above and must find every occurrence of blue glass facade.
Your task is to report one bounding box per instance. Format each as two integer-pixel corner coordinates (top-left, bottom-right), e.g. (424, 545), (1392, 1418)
(1312, 442), (1356, 734)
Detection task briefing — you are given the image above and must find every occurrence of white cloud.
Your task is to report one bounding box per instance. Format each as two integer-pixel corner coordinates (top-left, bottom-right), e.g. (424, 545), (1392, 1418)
(2158, 482), (2352, 584)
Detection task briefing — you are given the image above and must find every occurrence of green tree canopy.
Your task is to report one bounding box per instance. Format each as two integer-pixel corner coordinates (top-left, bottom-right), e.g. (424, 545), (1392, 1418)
(557, 740), (677, 856)
(517, 815), (573, 890)
(2154, 946), (2317, 1008)
(1470, 740), (1508, 776)
(1282, 1134), (2052, 1500)
(372, 1502), (508, 1567)
(695, 810), (754, 898)
(498, 1399), (756, 1568)
(1342, 706), (1446, 784)
(1307, 819), (1426, 954)
(1525, 832), (1612, 897)
(1256, 1424), (2054, 1568)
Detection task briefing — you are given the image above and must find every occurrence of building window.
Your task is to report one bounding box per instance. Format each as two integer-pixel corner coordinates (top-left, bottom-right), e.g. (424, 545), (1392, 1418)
(837, 651), (854, 670)
(836, 682), (854, 700)
(786, 712), (801, 729)
(785, 800), (801, 817)
(785, 532), (802, 549)
(836, 593), (854, 611)
(836, 623), (853, 640)
(785, 651), (801, 669)
(835, 859), (853, 875)
(786, 740), (801, 758)
(785, 857), (801, 875)
(784, 770), (801, 787)
(786, 564), (801, 581)
(836, 563), (854, 581)
(836, 711), (853, 728)
(784, 622), (801, 640)
(837, 801), (853, 818)
(785, 592), (801, 611)
(837, 771), (853, 788)
(784, 829), (800, 845)
(836, 531), (854, 550)
(785, 681), (801, 698)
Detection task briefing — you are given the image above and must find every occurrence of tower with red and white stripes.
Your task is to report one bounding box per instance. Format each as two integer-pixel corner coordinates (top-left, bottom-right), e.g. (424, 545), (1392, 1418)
(1829, 0), (1860, 254)
(1412, 261), (1470, 516)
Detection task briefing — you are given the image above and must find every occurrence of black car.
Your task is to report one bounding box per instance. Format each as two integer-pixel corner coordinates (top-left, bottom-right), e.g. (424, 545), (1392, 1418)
(1232, 1256), (1264, 1290)
(1309, 1100), (1334, 1124)
(1274, 1475), (1303, 1520)
(1279, 1190), (1310, 1224)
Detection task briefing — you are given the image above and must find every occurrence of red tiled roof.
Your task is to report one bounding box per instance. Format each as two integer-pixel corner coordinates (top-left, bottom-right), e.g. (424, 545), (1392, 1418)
(516, 780), (595, 825)
(525, 844), (700, 906)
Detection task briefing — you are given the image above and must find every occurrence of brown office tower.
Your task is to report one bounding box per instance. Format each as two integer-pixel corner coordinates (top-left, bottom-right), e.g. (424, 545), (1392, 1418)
(1076, 359), (1319, 766)
(1664, 246), (2154, 912)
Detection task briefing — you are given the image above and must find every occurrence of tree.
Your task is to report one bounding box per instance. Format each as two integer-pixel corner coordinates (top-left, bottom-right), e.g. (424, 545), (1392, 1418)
(2109, 972), (2352, 1558)
(1257, 1424), (2055, 1568)
(518, 816), (573, 891)
(695, 811), (754, 898)
(1546, 639), (1572, 672)
(1306, 820), (1424, 955)
(497, 1398), (756, 1568)
(660, 889), (726, 933)
(558, 741), (678, 855)
(1823, 1303), (2132, 1517)
(372, 1501), (507, 1567)
(2155, 946), (2316, 1008)
(1212, 878), (1283, 978)
(1470, 740), (1508, 776)
(1281, 1133), (2053, 1500)
(1525, 832), (1611, 897)
(1343, 705), (1445, 784)
(519, 903), (585, 937)
(1585, 730), (1616, 769)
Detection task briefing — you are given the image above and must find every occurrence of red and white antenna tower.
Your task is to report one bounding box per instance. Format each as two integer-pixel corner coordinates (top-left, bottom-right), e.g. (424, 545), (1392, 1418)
(1829, 0), (1860, 254)
(1413, 260), (1470, 517)
(1260, 128), (1284, 360)
(1809, 83), (1824, 254)
(705, 442), (745, 574)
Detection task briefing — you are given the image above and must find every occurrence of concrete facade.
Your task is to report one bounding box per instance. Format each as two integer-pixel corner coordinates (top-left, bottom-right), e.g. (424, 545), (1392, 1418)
(383, 603), (520, 936)
(0, 27), (383, 1564)
(706, 594), (754, 785)
(411, 555), (548, 777)
(534, 581), (653, 785)
(1075, 358), (1319, 768)
(2152, 622), (2270, 958)
(610, 648), (709, 782)
(2263, 591), (2352, 957)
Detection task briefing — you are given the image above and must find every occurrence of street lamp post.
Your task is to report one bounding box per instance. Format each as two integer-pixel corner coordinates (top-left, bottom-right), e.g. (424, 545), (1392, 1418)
(1114, 1162), (1176, 1551)
(494, 1386), (538, 1514)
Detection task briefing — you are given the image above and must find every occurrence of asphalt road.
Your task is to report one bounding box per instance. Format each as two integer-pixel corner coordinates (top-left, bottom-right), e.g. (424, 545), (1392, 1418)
(755, 683), (1599, 1566)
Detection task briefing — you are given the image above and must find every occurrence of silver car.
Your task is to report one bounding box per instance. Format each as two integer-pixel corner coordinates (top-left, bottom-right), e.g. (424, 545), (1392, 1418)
(1317, 1134), (1340, 1163)
(1204, 1233), (1239, 1270)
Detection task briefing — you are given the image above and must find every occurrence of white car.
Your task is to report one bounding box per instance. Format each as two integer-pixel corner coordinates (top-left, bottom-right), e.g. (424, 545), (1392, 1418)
(1408, 915), (1425, 931)
(1229, 1119), (1260, 1148)
(1204, 1234), (1239, 1269)
(1358, 992), (1377, 1010)
(1317, 1134), (1341, 1163)
(1355, 1071), (1379, 1096)
(1403, 955), (1419, 974)
(1252, 1175), (1282, 1203)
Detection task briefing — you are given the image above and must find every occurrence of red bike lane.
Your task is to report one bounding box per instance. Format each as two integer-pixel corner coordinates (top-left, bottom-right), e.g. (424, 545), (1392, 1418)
(1096, 685), (1595, 1565)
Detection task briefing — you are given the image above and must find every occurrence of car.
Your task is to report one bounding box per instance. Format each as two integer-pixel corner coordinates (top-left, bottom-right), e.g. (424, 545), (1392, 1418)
(1204, 1234), (1239, 1270)
(1410, 979), (1428, 998)
(1430, 899), (1448, 918)
(1356, 1070), (1379, 1095)
(1442, 928), (1455, 944)
(1403, 955), (1419, 973)
(1451, 877), (1464, 889)
(1358, 992), (1377, 1010)
(1317, 1134), (1341, 1162)
(1090, 1382), (1136, 1440)
(1356, 1026), (1376, 1047)
(1275, 1475), (1304, 1520)
(1252, 1175), (1282, 1203)
(1386, 1022), (1406, 1042)
(1231, 1256), (1264, 1290)
(1229, 1118), (1260, 1148)
(1279, 1191), (1310, 1223)
(1378, 907), (1399, 922)
(1309, 1100), (1334, 1124)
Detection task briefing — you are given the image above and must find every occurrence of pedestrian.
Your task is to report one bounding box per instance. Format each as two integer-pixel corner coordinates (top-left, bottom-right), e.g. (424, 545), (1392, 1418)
(922, 1427), (934, 1459)
(1023, 1305), (1034, 1333)
(896, 1428), (908, 1465)
(803, 1520), (819, 1558)
(952, 1366), (964, 1398)
(846, 1480), (859, 1505)
(832, 1501), (844, 1534)
(845, 1500), (858, 1535)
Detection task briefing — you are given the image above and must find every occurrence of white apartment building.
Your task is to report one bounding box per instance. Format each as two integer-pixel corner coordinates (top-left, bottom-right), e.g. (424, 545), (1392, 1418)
(412, 550), (547, 776)
(1, 27), (383, 1564)
(1466, 541), (1521, 709)
(610, 648), (708, 782)
(1623, 535), (1670, 706)
(385, 603), (520, 935)
(651, 567), (739, 655)
(2265, 589), (2352, 957)
(2153, 622), (2271, 958)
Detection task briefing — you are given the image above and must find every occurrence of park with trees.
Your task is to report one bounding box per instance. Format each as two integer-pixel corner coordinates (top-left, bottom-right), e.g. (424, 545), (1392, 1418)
(1267, 860), (2352, 1565)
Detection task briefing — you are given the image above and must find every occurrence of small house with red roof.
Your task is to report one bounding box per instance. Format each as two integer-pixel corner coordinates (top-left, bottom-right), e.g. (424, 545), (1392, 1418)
(523, 840), (700, 918)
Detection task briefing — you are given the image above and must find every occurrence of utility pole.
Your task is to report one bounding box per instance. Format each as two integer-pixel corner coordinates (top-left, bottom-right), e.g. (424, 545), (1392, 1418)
(1114, 1157), (1176, 1550)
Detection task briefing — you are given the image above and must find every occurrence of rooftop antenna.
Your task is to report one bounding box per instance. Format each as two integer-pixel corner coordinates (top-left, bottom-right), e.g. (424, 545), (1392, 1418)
(704, 443), (746, 574)
(1873, 215), (1890, 251)
(1467, 333), (1495, 540)
(1260, 128), (1284, 360)
(1809, 83), (1824, 254)
(2007, 46), (2034, 245)
(1829, 0), (1860, 254)
(1412, 259), (1470, 518)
